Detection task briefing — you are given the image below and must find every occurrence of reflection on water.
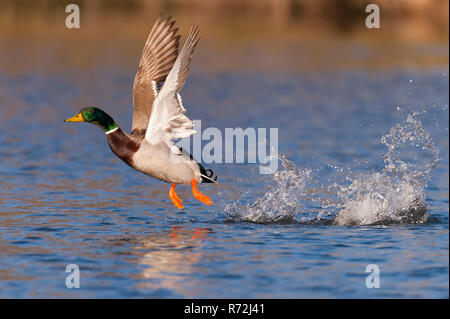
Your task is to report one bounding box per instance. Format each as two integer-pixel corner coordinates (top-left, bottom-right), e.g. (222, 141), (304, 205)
(134, 227), (211, 297)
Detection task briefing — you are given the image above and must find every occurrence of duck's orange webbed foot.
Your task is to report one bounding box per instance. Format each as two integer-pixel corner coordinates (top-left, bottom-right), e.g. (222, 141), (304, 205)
(169, 184), (184, 209)
(191, 179), (213, 206)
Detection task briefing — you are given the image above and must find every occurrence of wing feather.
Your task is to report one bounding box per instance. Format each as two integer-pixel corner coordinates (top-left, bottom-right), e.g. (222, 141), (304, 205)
(131, 16), (180, 136)
(144, 25), (200, 154)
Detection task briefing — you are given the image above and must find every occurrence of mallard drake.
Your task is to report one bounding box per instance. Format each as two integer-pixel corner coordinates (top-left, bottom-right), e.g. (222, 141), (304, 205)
(65, 16), (217, 209)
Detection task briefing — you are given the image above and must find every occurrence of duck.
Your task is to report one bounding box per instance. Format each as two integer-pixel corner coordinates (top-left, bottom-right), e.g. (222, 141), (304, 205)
(65, 16), (217, 210)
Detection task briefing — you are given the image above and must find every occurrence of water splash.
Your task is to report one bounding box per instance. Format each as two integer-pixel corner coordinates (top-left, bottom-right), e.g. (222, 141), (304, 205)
(331, 111), (440, 226)
(225, 111), (440, 226)
(224, 154), (313, 224)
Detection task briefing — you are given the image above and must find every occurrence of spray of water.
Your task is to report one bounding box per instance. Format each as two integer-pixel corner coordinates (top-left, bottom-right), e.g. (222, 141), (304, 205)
(224, 111), (440, 226)
(332, 111), (440, 225)
(224, 154), (313, 224)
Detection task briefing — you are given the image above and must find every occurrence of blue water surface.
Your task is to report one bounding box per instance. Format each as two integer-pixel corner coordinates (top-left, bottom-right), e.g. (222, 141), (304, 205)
(0, 61), (448, 298)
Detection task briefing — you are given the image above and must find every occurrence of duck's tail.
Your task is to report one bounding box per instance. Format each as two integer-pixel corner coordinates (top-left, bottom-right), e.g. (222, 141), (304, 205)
(199, 165), (218, 183)
(178, 146), (218, 184)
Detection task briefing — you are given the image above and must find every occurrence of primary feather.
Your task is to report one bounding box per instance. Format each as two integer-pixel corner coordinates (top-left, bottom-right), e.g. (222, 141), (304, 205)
(144, 25), (200, 155)
(132, 16), (180, 137)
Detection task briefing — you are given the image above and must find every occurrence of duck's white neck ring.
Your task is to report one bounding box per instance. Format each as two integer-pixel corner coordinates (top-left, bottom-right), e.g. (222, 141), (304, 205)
(105, 127), (119, 135)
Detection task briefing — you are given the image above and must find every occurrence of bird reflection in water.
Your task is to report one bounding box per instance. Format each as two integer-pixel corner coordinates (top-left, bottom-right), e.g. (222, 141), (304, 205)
(134, 226), (212, 296)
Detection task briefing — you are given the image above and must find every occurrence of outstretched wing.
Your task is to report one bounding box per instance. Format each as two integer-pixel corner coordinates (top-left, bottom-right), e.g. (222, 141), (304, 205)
(144, 25), (200, 154)
(131, 16), (180, 136)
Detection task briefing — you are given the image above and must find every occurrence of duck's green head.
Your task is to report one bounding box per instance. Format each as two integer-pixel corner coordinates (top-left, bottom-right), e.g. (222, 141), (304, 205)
(65, 107), (117, 133)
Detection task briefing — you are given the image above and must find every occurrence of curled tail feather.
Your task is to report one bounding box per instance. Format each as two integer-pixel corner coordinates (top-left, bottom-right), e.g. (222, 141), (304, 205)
(200, 167), (217, 183)
(178, 146), (218, 184)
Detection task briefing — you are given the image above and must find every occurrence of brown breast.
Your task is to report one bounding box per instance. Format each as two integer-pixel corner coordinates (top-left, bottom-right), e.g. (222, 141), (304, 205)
(106, 128), (140, 166)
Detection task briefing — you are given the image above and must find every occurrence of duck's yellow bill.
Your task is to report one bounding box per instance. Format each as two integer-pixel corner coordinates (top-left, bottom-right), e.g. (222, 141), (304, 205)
(65, 113), (84, 122)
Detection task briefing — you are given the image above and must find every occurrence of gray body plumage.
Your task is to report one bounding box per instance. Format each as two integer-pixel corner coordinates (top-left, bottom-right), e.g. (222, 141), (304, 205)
(132, 141), (202, 184)
(106, 128), (202, 185)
